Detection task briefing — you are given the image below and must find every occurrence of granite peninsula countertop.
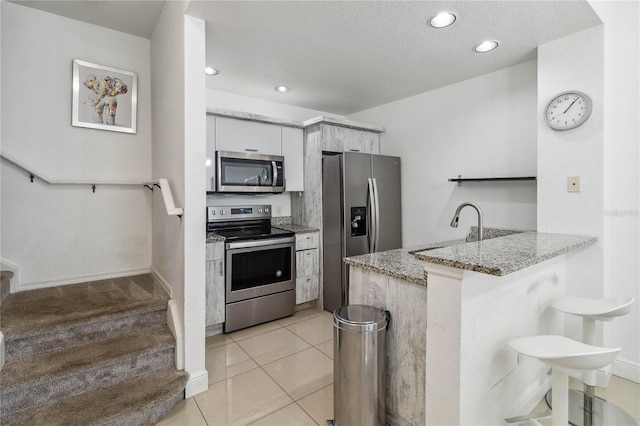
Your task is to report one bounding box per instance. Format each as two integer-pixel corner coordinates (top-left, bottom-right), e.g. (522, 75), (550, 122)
(414, 232), (597, 276)
(345, 230), (597, 284)
(344, 239), (464, 286)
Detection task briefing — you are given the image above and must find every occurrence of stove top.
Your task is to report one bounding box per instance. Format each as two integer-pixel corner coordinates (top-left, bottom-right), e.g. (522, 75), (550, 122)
(207, 204), (294, 242)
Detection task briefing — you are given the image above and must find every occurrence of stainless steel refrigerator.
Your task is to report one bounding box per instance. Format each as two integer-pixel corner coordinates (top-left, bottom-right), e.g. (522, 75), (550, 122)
(322, 152), (402, 313)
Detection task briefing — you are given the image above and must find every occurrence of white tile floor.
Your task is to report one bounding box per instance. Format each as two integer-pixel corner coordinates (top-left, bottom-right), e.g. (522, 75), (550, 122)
(158, 307), (640, 425)
(158, 307), (334, 426)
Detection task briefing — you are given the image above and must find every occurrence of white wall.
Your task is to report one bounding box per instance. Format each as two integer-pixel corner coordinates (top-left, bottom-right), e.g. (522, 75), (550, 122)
(537, 25), (606, 350)
(590, 0), (640, 381)
(183, 14), (209, 396)
(205, 89), (341, 216)
(151, 3), (209, 397)
(0, 2), (152, 289)
(538, 12), (639, 383)
(349, 61), (538, 246)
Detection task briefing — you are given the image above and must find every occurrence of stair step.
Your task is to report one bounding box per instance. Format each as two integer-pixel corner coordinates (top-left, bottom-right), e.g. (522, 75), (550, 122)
(3, 367), (189, 426)
(1, 327), (176, 418)
(2, 273), (169, 361)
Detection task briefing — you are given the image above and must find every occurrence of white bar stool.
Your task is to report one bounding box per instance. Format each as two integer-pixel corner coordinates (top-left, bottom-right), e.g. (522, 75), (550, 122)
(546, 296), (636, 426)
(508, 335), (620, 426)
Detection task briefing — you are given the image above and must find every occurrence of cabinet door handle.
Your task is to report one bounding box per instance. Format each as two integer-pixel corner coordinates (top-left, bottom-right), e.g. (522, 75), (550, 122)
(245, 148), (258, 152)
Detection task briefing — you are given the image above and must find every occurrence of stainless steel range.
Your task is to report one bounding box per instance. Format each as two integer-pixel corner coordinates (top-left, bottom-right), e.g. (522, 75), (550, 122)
(207, 205), (296, 333)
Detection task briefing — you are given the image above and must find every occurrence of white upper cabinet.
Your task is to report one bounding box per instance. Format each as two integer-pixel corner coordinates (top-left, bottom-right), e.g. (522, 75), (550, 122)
(215, 116), (282, 155)
(206, 114), (304, 192)
(281, 126), (304, 192)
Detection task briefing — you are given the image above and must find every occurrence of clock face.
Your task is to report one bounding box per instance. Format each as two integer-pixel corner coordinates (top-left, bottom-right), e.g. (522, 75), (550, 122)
(544, 91), (592, 130)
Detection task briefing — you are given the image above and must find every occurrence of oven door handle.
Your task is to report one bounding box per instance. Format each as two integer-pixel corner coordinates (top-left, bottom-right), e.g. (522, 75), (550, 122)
(226, 237), (294, 250)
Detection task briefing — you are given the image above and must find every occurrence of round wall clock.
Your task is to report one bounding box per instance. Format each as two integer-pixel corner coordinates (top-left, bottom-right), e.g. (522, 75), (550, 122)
(544, 91), (592, 130)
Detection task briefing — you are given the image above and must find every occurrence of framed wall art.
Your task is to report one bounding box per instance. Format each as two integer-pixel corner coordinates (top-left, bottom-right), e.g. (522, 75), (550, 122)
(72, 59), (137, 134)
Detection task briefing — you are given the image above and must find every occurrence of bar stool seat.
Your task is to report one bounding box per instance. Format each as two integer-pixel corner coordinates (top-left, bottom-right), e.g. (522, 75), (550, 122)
(509, 335), (620, 426)
(553, 296), (634, 322)
(545, 296), (636, 426)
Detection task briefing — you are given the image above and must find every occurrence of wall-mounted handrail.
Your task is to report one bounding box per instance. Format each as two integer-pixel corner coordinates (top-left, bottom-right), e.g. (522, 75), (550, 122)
(148, 178), (184, 217)
(1, 152), (183, 218)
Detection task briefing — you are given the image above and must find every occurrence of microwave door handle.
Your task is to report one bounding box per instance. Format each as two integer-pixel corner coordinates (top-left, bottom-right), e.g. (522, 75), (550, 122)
(272, 161), (278, 187)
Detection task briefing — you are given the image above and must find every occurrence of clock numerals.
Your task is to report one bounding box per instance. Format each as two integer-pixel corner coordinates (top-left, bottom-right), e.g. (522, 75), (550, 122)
(544, 91), (592, 131)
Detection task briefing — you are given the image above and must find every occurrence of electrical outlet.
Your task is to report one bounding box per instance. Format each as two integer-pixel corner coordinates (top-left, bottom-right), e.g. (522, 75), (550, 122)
(568, 176), (581, 193)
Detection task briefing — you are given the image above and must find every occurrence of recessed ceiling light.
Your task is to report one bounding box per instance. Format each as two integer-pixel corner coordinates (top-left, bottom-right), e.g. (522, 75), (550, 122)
(474, 40), (499, 53)
(205, 67), (219, 75)
(275, 85), (291, 93)
(429, 12), (457, 28)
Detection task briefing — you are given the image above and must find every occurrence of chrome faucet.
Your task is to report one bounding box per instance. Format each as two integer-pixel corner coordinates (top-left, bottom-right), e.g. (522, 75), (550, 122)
(450, 202), (483, 241)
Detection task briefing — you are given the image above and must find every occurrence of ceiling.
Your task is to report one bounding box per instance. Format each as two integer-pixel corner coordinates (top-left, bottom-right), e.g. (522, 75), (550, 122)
(10, 0), (166, 39)
(14, 1), (602, 116)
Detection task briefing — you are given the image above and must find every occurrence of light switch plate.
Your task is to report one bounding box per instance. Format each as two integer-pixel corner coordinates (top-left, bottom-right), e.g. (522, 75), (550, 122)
(568, 176), (581, 192)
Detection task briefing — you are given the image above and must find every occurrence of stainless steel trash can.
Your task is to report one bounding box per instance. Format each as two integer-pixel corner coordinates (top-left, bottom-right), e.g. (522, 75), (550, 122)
(330, 305), (389, 426)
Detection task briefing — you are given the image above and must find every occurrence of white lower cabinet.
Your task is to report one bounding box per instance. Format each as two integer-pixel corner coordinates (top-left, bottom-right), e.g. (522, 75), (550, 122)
(295, 232), (320, 304)
(206, 242), (225, 326)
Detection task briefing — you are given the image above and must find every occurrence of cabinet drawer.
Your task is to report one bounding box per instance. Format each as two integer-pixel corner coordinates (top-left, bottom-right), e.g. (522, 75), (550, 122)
(296, 274), (319, 304)
(295, 232), (319, 250)
(296, 248), (319, 278)
(206, 242), (224, 261)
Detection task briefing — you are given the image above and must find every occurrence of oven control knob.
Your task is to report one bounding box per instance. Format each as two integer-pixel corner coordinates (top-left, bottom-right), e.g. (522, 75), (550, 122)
(258, 208), (263, 213)
(275, 270), (282, 278)
(220, 210), (225, 215)
(265, 208), (270, 213)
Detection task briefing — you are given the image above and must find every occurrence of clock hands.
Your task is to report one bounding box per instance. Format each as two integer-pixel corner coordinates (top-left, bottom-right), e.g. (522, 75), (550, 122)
(562, 96), (580, 114)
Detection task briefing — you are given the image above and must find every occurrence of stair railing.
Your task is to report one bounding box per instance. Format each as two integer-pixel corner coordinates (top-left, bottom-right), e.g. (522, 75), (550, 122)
(1, 152), (183, 219)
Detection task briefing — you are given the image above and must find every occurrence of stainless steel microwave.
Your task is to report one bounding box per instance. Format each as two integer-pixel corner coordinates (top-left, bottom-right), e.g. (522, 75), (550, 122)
(216, 151), (285, 193)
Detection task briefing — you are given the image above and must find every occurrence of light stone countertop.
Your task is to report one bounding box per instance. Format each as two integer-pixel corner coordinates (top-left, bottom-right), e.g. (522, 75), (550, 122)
(273, 224), (319, 234)
(206, 233), (225, 243)
(344, 230), (597, 283)
(413, 231), (597, 276)
(344, 239), (464, 286)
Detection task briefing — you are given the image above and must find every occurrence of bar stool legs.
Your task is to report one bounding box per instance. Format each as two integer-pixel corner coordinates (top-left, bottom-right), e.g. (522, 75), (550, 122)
(507, 335), (620, 426)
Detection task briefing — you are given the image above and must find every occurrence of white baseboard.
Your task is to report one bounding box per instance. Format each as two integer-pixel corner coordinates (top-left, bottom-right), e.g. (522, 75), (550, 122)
(613, 357), (640, 384)
(0, 331), (5, 372)
(16, 267), (151, 291)
(167, 299), (184, 371)
(506, 376), (551, 419)
(150, 266), (173, 298)
(185, 369), (209, 398)
(0, 259), (19, 293)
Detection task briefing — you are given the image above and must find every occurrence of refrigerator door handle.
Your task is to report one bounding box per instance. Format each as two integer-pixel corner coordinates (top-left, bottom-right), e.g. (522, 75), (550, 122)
(372, 177), (380, 253)
(367, 178), (376, 253)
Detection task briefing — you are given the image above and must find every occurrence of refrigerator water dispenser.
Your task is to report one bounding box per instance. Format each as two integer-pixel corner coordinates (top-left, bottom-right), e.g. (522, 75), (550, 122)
(350, 207), (367, 237)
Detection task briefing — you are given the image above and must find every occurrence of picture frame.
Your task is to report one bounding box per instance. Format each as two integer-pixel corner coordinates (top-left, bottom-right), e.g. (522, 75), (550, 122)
(72, 59), (137, 134)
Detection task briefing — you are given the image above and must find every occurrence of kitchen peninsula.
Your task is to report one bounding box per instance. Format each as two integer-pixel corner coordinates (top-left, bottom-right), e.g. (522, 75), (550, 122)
(345, 230), (596, 426)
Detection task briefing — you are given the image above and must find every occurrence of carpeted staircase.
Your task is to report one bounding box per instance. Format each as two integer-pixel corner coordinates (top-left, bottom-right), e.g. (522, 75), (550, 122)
(0, 273), (188, 425)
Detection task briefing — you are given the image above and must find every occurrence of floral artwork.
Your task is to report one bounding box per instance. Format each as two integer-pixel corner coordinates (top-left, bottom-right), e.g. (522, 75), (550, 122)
(72, 60), (137, 133)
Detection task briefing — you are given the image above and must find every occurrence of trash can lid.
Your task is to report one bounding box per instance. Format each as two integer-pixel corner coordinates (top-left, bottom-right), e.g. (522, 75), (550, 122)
(333, 305), (388, 333)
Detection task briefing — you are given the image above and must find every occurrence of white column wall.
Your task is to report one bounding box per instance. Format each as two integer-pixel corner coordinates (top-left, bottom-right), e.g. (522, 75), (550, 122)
(183, 14), (208, 396)
(589, 0), (640, 381)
